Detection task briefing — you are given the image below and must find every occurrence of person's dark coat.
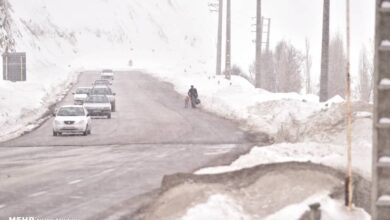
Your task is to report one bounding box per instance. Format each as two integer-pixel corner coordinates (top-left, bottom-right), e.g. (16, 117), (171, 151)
(188, 86), (199, 108)
(188, 88), (198, 99)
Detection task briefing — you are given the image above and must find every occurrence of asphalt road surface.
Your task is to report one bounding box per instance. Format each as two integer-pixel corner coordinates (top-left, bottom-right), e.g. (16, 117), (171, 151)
(0, 71), (264, 219)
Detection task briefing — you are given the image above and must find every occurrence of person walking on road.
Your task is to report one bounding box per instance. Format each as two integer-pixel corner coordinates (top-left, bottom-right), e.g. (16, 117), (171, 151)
(188, 85), (199, 108)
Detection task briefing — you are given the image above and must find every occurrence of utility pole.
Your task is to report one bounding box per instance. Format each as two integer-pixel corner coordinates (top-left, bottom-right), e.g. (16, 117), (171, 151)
(345, 0), (353, 210)
(319, 0), (330, 102)
(264, 18), (271, 53)
(216, 0), (223, 75)
(225, 0), (231, 80)
(208, 1), (223, 76)
(255, 0), (262, 88)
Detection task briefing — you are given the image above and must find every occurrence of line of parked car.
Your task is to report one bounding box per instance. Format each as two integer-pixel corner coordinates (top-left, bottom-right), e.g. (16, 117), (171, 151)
(52, 69), (116, 136)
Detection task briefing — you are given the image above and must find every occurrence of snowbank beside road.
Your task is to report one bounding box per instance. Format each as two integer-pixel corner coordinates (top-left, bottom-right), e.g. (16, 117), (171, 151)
(196, 141), (371, 179)
(0, 67), (79, 142)
(181, 193), (370, 220)
(181, 194), (251, 220)
(181, 193), (369, 220)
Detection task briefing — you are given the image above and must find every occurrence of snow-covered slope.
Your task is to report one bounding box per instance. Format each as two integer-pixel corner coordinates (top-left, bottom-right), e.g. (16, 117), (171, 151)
(8, 0), (216, 73)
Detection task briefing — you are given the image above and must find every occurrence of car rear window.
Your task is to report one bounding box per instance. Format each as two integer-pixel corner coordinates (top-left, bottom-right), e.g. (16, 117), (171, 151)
(76, 88), (90, 94)
(85, 95), (109, 103)
(91, 88), (112, 95)
(57, 107), (85, 116)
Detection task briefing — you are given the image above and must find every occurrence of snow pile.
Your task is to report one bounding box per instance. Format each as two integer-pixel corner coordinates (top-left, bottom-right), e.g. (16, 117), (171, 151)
(266, 195), (370, 220)
(320, 198), (370, 220)
(181, 193), (370, 220)
(181, 194), (251, 220)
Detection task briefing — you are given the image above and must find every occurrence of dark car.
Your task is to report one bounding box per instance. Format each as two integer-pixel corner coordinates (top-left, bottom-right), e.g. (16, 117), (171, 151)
(93, 79), (112, 87)
(83, 95), (112, 118)
(90, 86), (116, 112)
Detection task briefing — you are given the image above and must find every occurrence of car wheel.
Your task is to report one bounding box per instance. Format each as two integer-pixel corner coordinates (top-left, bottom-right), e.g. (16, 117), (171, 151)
(53, 131), (57, 136)
(83, 130), (88, 136)
(108, 114), (111, 119)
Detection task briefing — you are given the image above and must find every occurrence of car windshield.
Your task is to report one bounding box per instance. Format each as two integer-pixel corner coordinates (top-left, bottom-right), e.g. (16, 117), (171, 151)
(85, 96), (109, 103)
(57, 107), (85, 116)
(76, 88), (90, 94)
(90, 88), (111, 95)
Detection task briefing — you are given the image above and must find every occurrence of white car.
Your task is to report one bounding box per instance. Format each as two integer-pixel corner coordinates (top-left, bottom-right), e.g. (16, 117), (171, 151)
(73, 87), (91, 105)
(83, 95), (112, 118)
(101, 69), (114, 80)
(53, 105), (92, 136)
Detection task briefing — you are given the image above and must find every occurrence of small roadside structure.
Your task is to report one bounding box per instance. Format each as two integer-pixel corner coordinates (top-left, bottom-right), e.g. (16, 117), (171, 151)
(2, 52), (26, 81)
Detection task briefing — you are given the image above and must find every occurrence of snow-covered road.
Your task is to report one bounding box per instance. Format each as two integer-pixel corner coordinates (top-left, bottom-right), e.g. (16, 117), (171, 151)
(0, 71), (267, 219)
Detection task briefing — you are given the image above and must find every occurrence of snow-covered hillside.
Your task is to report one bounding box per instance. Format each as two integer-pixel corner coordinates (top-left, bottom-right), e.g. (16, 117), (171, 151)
(8, 0), (217, 74)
